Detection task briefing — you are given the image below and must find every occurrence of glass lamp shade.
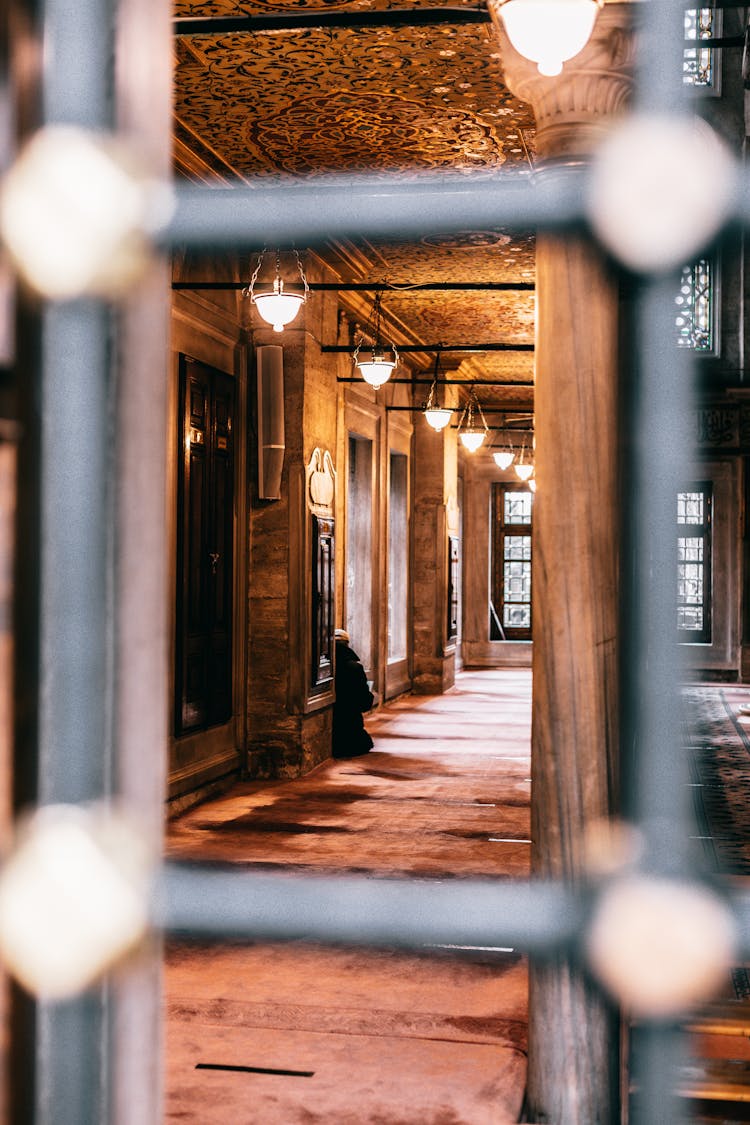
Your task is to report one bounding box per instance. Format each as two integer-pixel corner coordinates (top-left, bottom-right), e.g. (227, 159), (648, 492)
(252, 282), (305, 332)
(424, 407), (453, 432)
(515, 462), (534, 481)
(357, 353), (396, 388)
(460, 430), (487, 453)
(493, 450), (515, 470)
(529, 478), (537, 492)
(497, 0), (600, 77)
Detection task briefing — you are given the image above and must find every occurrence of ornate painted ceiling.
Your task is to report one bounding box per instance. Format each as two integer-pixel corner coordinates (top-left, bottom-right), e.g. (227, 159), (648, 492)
(173, 0), (536, 418)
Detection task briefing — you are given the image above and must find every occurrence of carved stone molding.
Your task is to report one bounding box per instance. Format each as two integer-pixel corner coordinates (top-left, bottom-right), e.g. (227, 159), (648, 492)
(306, 447), (337, 517)
(489, 2), (637, 161)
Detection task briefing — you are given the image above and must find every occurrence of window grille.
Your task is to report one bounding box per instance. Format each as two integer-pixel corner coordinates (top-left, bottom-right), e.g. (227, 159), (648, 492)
(683, 8), (716, 87)
(3, 0), (750, 1122)
(677, 484), (712, 642)
(675, 258), (714, 351)
(490, 483), (533, 639)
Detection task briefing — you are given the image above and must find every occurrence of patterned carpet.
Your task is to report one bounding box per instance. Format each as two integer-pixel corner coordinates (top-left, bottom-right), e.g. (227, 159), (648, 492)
(686, 686), (750, 877)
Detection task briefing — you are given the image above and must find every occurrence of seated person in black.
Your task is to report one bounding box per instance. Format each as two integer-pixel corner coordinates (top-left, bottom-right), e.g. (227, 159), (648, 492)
(332, 628), (374, 759)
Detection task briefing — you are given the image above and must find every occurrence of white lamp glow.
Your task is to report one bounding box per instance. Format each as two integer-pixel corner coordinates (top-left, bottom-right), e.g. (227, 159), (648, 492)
(356, 351), (397, 388)
(529, 477), (537, 492)
(424, 407), (453, 431)
(253, 279), (305, 333)
(422, 351), (453, 430)
(457, 389), (488, 453)
(494, 450), (515, 470)
(515, 462), (534, 481)
(0, 126), (168, 299)
(460, 430), (487, 452)
(0, 805), (151, 998)
(493, 0), (601, 77)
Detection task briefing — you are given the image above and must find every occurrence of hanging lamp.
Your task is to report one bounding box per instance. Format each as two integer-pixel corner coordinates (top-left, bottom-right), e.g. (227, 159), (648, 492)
(353, 290), (399, 388)
(458, 387), (489, 452)
(493, 448), (515, 470)
(244, 248), (308, 332)
(422, 349), (453, 431)
(493, 417), (516, 468)
(489, 0), (603, 77)
(514, 442), (534, 481)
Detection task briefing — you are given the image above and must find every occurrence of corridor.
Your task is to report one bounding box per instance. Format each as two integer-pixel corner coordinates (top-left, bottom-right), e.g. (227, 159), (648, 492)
(164, 668), (531, 1124)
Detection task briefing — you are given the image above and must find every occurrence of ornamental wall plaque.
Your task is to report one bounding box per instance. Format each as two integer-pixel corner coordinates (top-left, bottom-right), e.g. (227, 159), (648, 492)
(695, 407), (738, 448)
(306, 448), (337, 517)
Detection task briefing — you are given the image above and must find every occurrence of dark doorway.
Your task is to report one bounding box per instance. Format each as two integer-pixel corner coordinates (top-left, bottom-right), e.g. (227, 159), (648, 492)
(175, 355), (235, 735)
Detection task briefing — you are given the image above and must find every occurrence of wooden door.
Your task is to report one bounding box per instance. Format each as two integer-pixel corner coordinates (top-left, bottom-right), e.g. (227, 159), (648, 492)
(175, 356), (235, 735)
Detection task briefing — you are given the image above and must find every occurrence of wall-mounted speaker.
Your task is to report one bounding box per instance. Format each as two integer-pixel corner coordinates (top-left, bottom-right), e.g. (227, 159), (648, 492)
(256, 345), (285, 500)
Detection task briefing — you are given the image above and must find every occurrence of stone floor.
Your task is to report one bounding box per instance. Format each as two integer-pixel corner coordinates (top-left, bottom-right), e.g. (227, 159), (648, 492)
(164, 668), (531, 1124)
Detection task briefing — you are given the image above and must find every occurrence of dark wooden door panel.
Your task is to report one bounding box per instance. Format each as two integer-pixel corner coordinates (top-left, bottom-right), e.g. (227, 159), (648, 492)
(175, 356), (235, 736)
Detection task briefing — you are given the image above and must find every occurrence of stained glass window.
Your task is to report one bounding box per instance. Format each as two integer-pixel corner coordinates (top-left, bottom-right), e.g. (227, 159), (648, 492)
(491, 484), (533, 640)
(675, 259), (713, 351)
(677, 485), (712, 642)
(683, 8), (715, 87)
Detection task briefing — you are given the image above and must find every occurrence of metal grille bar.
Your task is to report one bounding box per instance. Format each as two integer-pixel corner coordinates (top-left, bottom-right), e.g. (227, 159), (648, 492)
(13, 0), (750, 1121)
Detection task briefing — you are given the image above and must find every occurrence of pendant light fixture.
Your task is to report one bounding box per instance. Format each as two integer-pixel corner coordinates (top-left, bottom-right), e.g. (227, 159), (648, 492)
(493, 448), (515, 470)
(244, 248), (308, 332)
(353, 290), (399, 388)
(489, 0), (602, 78)
(422, 348), (453, 432)
(492, 417), (516, 468)
(514, 442), (534, 481)
(458, 387), (488, 452)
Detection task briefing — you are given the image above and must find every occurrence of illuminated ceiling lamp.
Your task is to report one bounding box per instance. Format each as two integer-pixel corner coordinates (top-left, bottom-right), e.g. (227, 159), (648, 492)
(492, 417), (516, 468)
(244, 248), (308, 332)
(494, 448), (515, 470)
(490, 0), (602, 77)
(422, 349), (453, 432)
(515, 443), (534, 481)
(458, 388), (488, 452)
(353, 290), (398, 388)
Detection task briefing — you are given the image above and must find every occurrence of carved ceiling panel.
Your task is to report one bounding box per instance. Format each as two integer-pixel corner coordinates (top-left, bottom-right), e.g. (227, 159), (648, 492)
(175, 25), (534, 179)
(173, 0), (538, 401)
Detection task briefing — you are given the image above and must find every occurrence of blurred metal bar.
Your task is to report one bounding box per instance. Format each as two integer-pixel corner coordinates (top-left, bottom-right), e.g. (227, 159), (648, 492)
(633, 0), (689, 115)
(39, 300), (111, 806)
(38, 0), (117, 1119)
(621, 275), (695, 869)
(630, 1023), (687, 1125)
(156, 866), (583, 955)
(42, 0), (114, 127)
(162, 174), (586, 249)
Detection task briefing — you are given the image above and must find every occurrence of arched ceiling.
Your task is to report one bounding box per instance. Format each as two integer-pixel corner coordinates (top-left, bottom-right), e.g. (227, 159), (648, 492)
(173, 0), (536, 424)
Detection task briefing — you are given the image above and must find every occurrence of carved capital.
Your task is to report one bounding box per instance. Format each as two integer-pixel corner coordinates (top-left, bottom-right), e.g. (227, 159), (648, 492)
(489, 2), (637, 162)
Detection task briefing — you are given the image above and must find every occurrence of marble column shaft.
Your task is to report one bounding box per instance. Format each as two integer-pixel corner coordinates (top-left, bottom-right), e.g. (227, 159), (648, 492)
(493, 6), (636, 1121)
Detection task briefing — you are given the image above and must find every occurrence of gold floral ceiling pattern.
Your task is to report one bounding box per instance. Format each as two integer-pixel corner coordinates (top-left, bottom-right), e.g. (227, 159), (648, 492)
(173, 0), (537, 397)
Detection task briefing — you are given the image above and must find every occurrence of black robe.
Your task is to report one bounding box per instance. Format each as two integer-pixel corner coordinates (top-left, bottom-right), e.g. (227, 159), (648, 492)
(332, 639), (374, 758)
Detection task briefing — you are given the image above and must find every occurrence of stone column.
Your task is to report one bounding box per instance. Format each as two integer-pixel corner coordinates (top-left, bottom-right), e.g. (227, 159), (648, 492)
(492, 7), (635, 1122)
(412, 410), (458, 693)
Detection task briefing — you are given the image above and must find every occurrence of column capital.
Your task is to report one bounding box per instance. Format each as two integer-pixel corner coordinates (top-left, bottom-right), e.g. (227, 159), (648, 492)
(490, 2), (637, 162)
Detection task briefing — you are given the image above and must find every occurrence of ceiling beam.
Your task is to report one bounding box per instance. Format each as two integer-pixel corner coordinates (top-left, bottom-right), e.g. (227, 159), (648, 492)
(338, 377), (533, 386)
(171, 281), (536, 292)
(174, 7), (491, 36)
(327, 343), (534, 354)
